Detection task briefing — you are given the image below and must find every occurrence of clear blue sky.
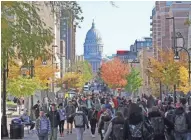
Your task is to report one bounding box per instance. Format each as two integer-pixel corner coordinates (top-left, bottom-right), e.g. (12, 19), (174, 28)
(76, 1), (155, 56)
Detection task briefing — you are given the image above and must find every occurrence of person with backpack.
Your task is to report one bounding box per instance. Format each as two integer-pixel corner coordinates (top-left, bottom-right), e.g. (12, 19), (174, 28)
(165, 106), (175, 140)
(58, 103), (66, 137)
(88, 107), (98, 138)
(124, 103), (152, 140)
(86, 95), (94, 110)
(36, 110), (51, 140)
(72, 106), (89, 140)
(148, 106), (174, 140)
(103, 111), (125, 140)
(65, 100), (76, 134)
(173, 103), (189, 140)
(94, 97), (101, 112)
(97, 104), (106, 121)
(98, 109), (112, 140)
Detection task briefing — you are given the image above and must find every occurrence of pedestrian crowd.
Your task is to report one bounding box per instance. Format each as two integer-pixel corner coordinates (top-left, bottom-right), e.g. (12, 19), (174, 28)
(21, 92), (191, 140)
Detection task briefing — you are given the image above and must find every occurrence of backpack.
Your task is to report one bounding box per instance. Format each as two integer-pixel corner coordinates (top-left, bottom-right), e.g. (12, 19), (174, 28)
(150, 117), (165, 135)
(174, 113), (188, 133)
(91, 110), (97, 120)
(112, 122), (124, 140)
(129, 122), (143, 138)
(166, 109), (175, 124)
(74, 113), (84, 127)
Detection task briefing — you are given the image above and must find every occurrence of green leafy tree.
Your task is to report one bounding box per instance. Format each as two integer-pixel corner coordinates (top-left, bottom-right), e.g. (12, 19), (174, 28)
(67, 60), (93, 85)
(80, 61), (93, 83)
(125, 68), (143, 96)
(1, 1), (54, 66)
(7, 76), (44, 98)
(43, 1), (84, 28)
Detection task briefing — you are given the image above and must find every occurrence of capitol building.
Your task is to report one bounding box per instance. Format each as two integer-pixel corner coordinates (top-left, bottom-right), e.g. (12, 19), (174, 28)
(84, 20), (103, 74)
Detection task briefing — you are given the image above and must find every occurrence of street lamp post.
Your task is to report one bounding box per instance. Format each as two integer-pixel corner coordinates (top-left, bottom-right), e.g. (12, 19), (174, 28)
(166, 16), (177, 103)
(173, 32), (191, 103)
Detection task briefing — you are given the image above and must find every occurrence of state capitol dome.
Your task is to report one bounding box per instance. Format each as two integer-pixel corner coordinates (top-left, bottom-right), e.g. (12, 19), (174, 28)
(84, 20), (103, 44)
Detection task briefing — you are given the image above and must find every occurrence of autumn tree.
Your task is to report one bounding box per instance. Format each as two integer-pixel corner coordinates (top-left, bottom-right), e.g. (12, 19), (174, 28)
(101, 58), (129, 88)
(57, 61), (93, 90)
(178, 66), (191, 94)
(146, 48), (188, 94)
(7, 58), (57, 97)
(34, 58), (58, 87)
(125, 68), (142, 96)
(61, 72), (83, 89)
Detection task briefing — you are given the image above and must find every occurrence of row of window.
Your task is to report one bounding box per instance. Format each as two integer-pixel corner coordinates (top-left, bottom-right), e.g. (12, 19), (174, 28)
(136, 42), (152, 47)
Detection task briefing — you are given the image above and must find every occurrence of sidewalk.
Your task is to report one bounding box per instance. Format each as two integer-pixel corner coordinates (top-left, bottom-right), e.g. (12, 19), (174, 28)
(4, 118), (99, 140)
(2, 129), (99, 140)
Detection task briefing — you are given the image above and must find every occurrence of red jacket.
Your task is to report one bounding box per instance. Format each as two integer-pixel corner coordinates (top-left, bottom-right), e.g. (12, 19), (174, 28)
(97, 109), (105, 121)
(112, 98), (118, 108)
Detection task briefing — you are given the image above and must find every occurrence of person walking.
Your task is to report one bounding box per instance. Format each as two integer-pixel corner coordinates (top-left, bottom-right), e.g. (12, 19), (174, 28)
(98, 109), (112, 140)
(124, 103), (152, 140)
(58, 103), (66, 137)
(36, 110), (51, 140)
(88, 107), (98, 138)
(103, 112), (125, 140)
(33, 100), (41, 119)
(65, 100), (76, 134)
(73, 106), (89, 140)
(47, 103), (60, 140)
(148, 106), (174, 140)
(173, 103), (189, 140)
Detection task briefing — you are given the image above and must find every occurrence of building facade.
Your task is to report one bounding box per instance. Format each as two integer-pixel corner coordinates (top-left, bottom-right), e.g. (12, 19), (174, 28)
(188, 5), (191, 50)
(138, 47), (154, 95)
(130, 37), (152, 53)
(150, 1), (191, 58)
(84, 21), (103, 73)
(116, 50), (137, 63)
(75, 55), (84, 63)
(60, 10), (76, 65)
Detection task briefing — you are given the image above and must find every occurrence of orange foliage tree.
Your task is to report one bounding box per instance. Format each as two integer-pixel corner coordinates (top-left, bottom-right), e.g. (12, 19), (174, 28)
(8, 58), (58, 87)
(34, 58), (58, 87)
(101, 58), (129, 88)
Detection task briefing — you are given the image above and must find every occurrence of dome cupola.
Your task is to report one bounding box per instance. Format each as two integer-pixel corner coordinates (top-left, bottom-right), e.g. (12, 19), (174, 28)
(84, 20), (103, 44)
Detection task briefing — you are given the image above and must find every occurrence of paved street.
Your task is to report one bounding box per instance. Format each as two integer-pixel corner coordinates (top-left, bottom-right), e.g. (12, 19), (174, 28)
(3, 129), (100, 140)
(3, 118), (100, 140)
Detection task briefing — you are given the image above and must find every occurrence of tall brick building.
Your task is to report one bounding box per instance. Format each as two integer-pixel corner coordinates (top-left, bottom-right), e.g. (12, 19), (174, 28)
(150, 1), (191, 59)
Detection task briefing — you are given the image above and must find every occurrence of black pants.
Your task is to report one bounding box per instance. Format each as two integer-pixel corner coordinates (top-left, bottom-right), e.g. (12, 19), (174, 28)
(30, 122), (35, 130)
(90, 119), (97, 135)
(59, 120), (65, 134)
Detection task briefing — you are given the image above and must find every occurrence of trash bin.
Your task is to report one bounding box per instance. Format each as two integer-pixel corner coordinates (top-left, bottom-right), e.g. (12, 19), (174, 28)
(10, 118), (24, 139)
